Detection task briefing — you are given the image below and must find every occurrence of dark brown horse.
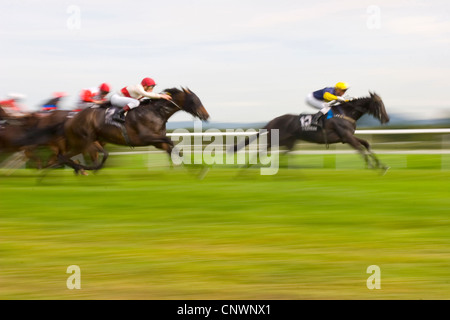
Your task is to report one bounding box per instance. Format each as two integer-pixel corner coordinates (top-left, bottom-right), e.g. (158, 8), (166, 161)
(233, 92), (390, 171)
(20, 87), (210, 173)
(0, 107), (45, 168)
(0, 106), (70, 155)
(2, 108), (102, 173)
(31, 111), (105, 173)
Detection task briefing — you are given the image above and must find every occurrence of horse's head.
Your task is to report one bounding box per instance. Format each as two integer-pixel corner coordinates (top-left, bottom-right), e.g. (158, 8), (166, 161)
(368, 92), (390, 124)
(165, 87), (210, 121)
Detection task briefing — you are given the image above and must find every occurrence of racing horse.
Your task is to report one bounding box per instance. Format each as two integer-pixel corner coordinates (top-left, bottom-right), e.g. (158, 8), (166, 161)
(0, 108), (42, 168)
(233, 92), (390, 171)
(30, 110), (105, 173)
(20, 87), (210, 173)
(1, 108), (101, 173)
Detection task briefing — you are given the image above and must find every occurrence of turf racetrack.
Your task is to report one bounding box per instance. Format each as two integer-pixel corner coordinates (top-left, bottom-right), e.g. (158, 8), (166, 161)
(1, 155), (449, 299)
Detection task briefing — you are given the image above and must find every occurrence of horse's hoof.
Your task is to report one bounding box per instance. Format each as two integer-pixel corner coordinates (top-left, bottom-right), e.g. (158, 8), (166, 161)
(380, 166), (390, 176)
(197, 167), (210, 180)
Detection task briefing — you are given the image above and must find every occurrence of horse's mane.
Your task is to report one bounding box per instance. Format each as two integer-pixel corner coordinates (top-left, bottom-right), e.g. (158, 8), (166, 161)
(128, 87), (208, 121)
(162, 87), (183, 96)
(138, 88), (182, 107)
(339, 92), (384, 120)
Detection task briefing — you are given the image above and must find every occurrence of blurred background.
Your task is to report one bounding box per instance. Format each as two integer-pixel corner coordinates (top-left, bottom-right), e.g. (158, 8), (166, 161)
(1, 0), (450, 123)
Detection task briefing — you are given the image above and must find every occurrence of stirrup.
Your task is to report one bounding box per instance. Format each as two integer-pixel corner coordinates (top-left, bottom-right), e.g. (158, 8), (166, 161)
(112, 109), (126, 123)
(311, 114), (323, 127)
(112, 114), (125, 123)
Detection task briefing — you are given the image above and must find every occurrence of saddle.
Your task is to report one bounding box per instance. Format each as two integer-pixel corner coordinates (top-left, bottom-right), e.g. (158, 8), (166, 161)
(104, 107), (133, 147)
(299, 109), (355, 130)
(105, 107), (122, 127)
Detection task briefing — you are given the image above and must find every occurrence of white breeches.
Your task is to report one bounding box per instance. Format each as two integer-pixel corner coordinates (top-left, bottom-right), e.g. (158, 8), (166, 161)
(305, 93), (331, 114)
(110, 94), (140, 109)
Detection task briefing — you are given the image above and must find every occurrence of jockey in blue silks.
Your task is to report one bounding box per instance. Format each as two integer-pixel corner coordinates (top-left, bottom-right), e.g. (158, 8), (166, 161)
(305, 82), (350, 126)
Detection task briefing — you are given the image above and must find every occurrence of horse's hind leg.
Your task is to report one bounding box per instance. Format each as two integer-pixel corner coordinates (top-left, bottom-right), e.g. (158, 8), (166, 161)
(1, 151), (28, 176)
(37, 151), (75, 182)
(85, 141), (108, 174)
(279, 136), (297, 168)
(57, 143), (109, 175)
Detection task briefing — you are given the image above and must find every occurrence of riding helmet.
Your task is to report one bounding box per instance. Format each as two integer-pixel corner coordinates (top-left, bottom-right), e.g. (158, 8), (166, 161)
(335, 82), (349, 90)
(141, 77), (156, 87)
(99, 83), (111, 93)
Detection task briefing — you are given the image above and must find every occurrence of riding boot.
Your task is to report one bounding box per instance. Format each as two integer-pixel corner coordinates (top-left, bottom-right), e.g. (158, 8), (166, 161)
(113, 105), (130, 123)
(311, 112), (324, 127)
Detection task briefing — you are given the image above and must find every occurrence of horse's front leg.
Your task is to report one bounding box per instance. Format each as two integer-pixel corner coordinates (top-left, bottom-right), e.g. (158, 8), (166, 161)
(82, 141), (107, 175)
(354, 137), (377, 168)
(337, 133), (373, 168)
(355, 137), (389, 171)
(23, 147), (42, 169)
(57, 151), (84, 174)
(153, 141), (175, 168)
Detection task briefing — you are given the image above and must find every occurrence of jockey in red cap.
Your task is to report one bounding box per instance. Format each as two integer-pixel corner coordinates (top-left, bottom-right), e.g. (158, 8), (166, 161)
(75, 83), (111, 112)
(110, 77), (172, 123)
(0, 93), (25, 116)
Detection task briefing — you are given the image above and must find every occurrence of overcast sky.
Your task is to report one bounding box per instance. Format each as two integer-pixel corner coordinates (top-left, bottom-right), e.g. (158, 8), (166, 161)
(1, 0), (449, 122)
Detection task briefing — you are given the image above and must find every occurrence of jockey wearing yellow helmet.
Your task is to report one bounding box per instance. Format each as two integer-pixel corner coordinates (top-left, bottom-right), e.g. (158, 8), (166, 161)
(306, 82), (350, 126)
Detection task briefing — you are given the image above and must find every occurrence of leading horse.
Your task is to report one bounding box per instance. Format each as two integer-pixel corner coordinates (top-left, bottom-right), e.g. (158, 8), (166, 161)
(233, 92), (390, 171)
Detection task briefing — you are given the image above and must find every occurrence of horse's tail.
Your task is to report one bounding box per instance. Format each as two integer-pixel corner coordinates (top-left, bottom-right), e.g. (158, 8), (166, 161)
(229, 132), (260, 154)
(14, 121), (65, 147)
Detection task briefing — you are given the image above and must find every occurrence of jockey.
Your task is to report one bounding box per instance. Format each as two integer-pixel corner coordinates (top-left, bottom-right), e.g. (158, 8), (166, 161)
(306, 82), (350, 126)
(110, 77), (172, 123)
(0, 93), (26, 116)
(40, 92), (67, 112)
(75, 83), (111, 112)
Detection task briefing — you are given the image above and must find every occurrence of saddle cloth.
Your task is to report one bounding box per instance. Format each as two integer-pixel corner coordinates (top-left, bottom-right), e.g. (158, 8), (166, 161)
(298, 110), (333, 131)
(104, 107), (122, 128)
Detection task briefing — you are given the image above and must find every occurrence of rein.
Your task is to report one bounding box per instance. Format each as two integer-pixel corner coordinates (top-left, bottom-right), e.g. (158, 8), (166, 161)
(333, 114), (356, 124)
(161, 91), (183, 110)
(332, 99), (368, 125)
(169, 100), (183, 110)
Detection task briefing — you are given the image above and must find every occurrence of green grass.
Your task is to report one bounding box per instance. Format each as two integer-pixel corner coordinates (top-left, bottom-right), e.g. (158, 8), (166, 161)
(0, 154), (449, 299)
